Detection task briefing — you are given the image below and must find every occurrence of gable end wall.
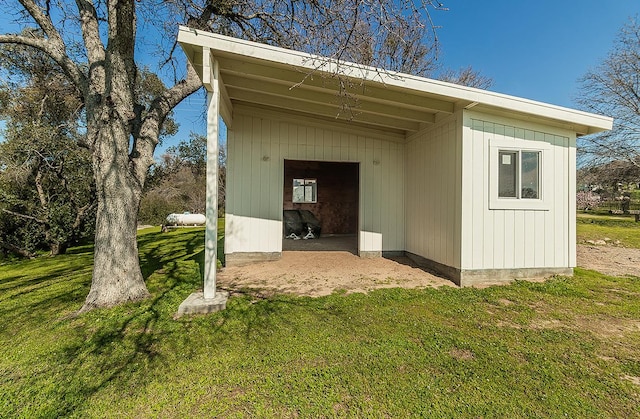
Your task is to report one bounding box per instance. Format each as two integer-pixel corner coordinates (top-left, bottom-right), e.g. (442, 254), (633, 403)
(460, 110), (577, 273)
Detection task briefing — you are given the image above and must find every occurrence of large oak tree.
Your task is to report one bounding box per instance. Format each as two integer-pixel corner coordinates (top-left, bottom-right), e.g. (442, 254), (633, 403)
(0, 0), (450, 312)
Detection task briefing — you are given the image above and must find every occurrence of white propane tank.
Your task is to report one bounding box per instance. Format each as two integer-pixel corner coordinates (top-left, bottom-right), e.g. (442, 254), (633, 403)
(165, 212), (206, 226)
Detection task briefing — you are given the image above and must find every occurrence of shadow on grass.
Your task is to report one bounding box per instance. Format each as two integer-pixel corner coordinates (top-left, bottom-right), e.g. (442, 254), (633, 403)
(1, 227), (347, 416)
(41, 290), (342, 416)
(12, 228), (234, 415)
(35, 276), (194, 412)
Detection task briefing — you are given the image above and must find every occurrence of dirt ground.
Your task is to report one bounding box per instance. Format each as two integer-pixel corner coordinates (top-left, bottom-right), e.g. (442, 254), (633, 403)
(217, 252), (454, 296)
(576, 244), (640, 277)
(217, 245), (640, 297)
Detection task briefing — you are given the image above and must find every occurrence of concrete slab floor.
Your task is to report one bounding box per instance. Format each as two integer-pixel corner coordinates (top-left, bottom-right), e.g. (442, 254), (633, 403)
(282, 234), (357, 254)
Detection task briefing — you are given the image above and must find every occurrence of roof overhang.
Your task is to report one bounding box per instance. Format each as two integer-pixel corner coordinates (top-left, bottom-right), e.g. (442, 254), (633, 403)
(178, 26), (613, 137)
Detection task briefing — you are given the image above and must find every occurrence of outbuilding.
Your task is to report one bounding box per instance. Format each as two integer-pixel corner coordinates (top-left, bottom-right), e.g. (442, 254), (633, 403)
(177, 26), (612, 306)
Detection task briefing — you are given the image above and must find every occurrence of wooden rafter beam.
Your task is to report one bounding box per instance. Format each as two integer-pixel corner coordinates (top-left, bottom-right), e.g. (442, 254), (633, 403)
(226, 87), (422, 132)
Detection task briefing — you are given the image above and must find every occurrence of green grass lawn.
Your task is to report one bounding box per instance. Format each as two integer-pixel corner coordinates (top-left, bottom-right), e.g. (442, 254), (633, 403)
(577, 212), (640, 247)
(1, 225), (639, 417)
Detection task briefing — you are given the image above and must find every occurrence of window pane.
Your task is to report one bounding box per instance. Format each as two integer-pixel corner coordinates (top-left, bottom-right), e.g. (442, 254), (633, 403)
(521, 152), (539, 199)
(292, 179), (305, 203)
(304, 179), (317, 202)
(498, 151), (517, 198)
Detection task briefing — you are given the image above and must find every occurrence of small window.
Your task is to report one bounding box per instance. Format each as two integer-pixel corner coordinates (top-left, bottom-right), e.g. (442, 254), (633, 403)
(490, 139), (550, 211)
(293, 178), (317, 203)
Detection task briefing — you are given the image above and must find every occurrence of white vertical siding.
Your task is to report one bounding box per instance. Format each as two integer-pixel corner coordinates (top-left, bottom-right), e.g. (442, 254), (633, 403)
(225, 105), (406, 255)
(460, 111), (576, 270)
(568, 137), (577, 267)
(405, 112), (462, 268)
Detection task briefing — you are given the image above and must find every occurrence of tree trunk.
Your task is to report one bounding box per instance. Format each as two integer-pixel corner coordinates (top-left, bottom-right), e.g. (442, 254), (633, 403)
(49, 242), (68, 256)
(79, 125), (150, 313)
(80, 170), (149, 312)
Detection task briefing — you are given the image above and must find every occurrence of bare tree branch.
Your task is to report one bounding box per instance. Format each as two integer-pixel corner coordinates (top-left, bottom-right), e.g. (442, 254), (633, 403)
(34, 164), (49, 210)
(578, 17), (640, 170)
(2, 208), (47, 225)
(132, 60), (203, 184)
(72, 201), (97, 230)
(17, 0), (61, 41)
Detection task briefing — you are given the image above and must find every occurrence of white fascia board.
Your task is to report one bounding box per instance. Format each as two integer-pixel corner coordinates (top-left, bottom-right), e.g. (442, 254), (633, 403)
(177, 26), (613, 133)
(457, 92), (613, 134)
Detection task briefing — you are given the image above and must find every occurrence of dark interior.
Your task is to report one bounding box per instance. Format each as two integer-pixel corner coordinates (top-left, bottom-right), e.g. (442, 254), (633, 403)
(283, 160), (359, 237)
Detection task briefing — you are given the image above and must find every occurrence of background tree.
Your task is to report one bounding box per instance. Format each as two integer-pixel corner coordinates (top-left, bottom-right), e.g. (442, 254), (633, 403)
(577, 16), (640, 169)
(0, 0), (476, 312)
(139, 133), (226, 225)
(0, 39), (95, 257)
(578, 161), (640, 193)
(575, 190), (602, 211)
(0, 135), (96, 257)
(438, 66), (493, 89)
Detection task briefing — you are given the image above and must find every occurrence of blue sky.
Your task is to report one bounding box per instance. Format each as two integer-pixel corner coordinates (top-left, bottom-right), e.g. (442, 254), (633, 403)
(435, 0), (640, 107)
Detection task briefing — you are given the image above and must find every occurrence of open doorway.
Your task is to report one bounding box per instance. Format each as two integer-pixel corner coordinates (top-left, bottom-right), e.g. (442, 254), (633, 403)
(283, 160), (359, 253)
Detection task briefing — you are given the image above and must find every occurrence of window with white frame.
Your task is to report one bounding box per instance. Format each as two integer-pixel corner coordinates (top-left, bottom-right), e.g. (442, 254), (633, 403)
(292, 178), (317, 203)
(490, 139), (550, 210)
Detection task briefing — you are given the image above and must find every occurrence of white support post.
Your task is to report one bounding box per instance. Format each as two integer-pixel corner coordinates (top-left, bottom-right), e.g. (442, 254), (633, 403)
(176, 50), (228, 316)
(203, 57), (220, 300)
